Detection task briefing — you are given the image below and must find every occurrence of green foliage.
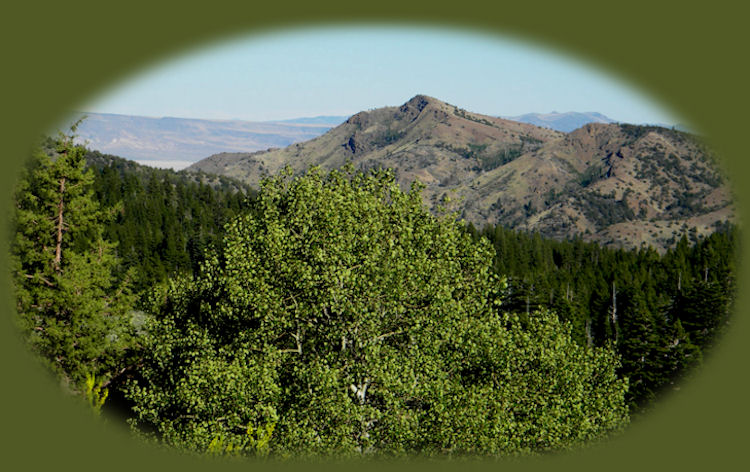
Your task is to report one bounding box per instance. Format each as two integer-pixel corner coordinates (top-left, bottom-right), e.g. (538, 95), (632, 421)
(436, 142), (523, 172)
(127, 166), (628, 458)
(11, 129), (138, 390)
(618, 123), (689, 146)
(370, 125), (406, 147)
(475, 145), (524, 172)
(474, 222), (738, 411)
(84, 373), (109, 416)
(85, 150), (254, 292)
(577, 192), (635, 228)
(207, 422), (276, 457)
(577, 163), (604, 188)
(452, 107), (497, 128)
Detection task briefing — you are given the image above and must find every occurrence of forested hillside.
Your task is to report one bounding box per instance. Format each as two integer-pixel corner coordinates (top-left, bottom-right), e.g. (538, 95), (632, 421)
(466, 221), (737, 410)
(9, 133), (738, 458)
(85, 149), (254, 292)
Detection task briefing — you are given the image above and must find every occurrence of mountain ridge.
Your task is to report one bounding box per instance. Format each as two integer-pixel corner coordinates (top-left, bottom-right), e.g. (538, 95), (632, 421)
(187, 95), (735, 251)
(504, 111), (618, 132)
(185, 95), (734, 252)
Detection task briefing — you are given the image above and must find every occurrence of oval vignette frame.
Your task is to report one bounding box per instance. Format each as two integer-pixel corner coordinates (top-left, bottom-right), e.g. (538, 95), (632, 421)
(0, 3), (748, 472)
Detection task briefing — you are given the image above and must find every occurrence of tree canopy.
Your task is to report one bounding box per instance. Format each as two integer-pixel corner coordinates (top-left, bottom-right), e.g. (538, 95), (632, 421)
(127, 166), (629, 458)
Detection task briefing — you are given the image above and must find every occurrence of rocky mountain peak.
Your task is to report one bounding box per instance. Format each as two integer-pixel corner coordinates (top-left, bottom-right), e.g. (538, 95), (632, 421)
(189, 97), (733, 252)
(400, 94), (434, 112)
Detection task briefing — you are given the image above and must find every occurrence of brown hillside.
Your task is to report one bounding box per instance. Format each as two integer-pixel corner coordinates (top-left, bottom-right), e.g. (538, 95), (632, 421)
(188, 95), (735, 252)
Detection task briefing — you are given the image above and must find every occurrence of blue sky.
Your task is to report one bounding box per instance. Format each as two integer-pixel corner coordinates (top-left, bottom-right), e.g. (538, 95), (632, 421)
(81, 25), (678, 125)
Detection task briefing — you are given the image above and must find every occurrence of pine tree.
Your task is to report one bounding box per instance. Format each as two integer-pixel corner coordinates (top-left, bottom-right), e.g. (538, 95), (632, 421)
(659, 319), (702, 390)
(669, 280), (731, 350)
(11, 127), (137, 391)
(616, 287), (664, 409)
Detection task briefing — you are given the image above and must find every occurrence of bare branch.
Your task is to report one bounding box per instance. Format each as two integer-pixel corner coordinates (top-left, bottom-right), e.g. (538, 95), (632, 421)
(372, 330), (403, 343)
(24, 273), (55, 287)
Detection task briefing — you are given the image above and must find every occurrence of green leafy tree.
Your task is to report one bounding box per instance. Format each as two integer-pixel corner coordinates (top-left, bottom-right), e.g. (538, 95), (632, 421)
(11, 128), (136, 391)
(127, 166), (628, 458)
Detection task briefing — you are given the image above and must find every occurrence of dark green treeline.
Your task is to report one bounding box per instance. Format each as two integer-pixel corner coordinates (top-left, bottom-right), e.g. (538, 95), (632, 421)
(466, 221), (738, 412)
(85, 150), (255, 293)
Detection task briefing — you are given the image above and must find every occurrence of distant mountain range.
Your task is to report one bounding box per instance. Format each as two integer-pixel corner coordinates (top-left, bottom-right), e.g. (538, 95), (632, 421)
(69, 112), (347, 168)
(276, 116), (350, 125)
(504, 112), (618, 132)
(189, 95), (733, 252)
(68, 109), (679, 170)
(506, 112), (693, 134)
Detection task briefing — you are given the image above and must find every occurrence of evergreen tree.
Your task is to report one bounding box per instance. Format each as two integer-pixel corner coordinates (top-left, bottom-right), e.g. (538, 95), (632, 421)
(86, 151), (254, 293)
(659, 319), (702, 390)
(473, 219), (737, 412)
(669, 280), (731, 350)
(11, 128), (137, 390)
(616, 287), (664, 408)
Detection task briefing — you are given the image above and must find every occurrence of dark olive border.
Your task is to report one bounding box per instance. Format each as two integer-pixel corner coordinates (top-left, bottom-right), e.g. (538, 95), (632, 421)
(1, 2), (747, 471)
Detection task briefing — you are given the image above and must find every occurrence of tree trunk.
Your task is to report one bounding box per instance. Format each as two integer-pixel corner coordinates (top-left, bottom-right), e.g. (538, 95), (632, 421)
(610, 281), (618, 343)
(53, 177), (66, 272)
